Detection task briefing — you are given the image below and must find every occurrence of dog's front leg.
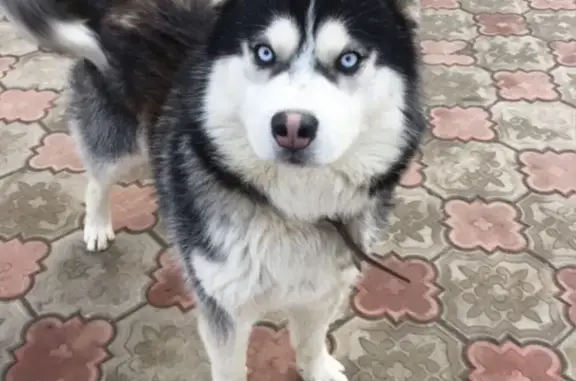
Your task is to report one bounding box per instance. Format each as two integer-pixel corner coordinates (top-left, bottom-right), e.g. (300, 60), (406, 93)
(288, 290), (349, 381)
(196, 298), (253, 381)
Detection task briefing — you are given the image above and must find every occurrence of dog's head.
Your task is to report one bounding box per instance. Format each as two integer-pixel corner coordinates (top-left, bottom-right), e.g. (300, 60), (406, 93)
(202, 0), (420, 169)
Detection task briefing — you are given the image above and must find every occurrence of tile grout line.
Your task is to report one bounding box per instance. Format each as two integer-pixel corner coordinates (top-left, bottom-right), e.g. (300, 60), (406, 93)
(20, 297), (38, 319)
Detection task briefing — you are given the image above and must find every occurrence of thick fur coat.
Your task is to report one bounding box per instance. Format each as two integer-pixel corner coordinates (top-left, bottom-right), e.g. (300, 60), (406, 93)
(0, 0), (424, 380)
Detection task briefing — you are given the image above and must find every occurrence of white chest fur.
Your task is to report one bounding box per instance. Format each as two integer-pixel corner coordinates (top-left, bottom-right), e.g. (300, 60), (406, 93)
(190, 207), (361, 316)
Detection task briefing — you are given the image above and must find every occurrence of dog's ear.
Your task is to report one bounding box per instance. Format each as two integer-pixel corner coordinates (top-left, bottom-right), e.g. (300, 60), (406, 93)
(395, 0), (420, 26)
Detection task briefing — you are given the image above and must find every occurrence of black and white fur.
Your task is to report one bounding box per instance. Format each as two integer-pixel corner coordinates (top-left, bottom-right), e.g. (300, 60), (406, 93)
(1, 0), (424, 380)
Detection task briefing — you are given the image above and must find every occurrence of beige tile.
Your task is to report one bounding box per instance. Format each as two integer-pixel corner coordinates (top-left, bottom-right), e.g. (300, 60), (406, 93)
(0, 122), (46, 177)
(436, 250), (572, 341)
(422, 140), (528, 200)
(0, 301), (33, 371)
(1, 52), (72, 90)
(374, 188), (448, 260)
(0, 170), (86, 240)
(330, 318), (466, 380)
(26, 231), (162, 319)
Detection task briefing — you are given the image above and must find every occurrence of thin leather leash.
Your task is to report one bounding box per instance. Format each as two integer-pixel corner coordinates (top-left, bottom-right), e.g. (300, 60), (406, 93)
(149, 186), (410, 282)
(327, 219), (411, 284)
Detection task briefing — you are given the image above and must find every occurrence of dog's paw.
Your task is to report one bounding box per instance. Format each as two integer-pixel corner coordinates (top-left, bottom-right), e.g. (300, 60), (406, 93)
(300, 354), (348, 381)
(210, 367), (248, 381)
(83, 219), (115, 252)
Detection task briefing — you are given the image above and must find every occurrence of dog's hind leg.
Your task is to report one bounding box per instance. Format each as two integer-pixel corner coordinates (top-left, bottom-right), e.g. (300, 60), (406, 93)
(70, 115), (145, 251)
(288, 289), (349, 381)
(68, 63), (145, 252)
(82, 162), (116, 252)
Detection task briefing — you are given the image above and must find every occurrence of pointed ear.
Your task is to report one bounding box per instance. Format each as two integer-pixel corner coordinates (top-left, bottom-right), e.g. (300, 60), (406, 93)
(395, 0), (420, 26)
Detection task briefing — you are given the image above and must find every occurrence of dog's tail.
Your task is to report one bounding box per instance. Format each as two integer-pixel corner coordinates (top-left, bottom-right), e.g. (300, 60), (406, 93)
(1, 0), (109, 70)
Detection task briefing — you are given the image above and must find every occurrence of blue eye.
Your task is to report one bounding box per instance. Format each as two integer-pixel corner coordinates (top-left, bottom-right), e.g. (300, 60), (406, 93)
(336, 51), (362, 74)
(254, 44), (276, 66)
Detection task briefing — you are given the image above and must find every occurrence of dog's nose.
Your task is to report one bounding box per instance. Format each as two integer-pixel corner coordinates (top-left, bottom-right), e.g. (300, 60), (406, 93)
(271, 111), (318, 150)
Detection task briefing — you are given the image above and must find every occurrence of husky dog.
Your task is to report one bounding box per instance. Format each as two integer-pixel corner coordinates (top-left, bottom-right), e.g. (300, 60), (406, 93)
(1, 0), (424, 379)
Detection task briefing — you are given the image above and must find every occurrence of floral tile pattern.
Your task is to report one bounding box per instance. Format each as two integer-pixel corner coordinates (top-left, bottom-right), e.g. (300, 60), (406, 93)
(466, 339), (565, 381)
(1, 1), (576, 381)
(5, 315), (114, 381)
(0, 302), (33, 372)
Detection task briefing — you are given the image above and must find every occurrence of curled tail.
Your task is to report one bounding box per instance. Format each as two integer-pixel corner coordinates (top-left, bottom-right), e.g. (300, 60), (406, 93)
(0, 0), (109, 70)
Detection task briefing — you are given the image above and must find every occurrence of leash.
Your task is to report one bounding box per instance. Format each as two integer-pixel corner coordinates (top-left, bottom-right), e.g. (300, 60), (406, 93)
(153, 183), (410, 283)
(327, 219), (411, 284)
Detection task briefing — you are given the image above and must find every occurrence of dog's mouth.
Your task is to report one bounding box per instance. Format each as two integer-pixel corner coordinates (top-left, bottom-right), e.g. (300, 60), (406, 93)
(275, 149), (316, 166)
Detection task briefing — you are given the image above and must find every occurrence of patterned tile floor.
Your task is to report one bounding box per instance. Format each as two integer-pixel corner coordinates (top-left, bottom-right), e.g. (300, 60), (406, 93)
(1, 1), (576, 380)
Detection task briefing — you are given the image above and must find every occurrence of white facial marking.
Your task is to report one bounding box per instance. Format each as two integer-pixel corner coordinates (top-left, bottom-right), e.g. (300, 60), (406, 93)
(315, 20), (352, 64)
(262, 17), (300, 60)
(290, 0), (317, 73)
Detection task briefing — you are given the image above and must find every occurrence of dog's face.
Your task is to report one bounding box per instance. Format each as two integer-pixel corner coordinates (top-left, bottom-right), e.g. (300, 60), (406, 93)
(203, 0), (419, 167)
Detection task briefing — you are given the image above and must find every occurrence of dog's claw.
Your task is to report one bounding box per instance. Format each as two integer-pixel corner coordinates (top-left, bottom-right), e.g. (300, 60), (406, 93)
(83, 220), (115, 251)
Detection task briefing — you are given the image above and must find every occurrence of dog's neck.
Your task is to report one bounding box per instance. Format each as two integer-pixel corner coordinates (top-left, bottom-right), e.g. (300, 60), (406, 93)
(264, 199), (410, 284)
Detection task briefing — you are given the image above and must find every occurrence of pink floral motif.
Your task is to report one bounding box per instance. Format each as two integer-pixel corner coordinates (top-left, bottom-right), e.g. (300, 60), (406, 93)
(5, 315), (114, 381)
(146, 250), (195, 312)
(445, 199), (527, 252)
(0, 239), (49, 301)
(352, 253), (441, 323)
(467, 340), (563, 381)
(556, 267), (576, 326)
(110, 184), (158, 232)
(421, 41), (474, 65)
(476, 14), (529, 36)
(422, 0), (459, 8)
(0, 89), (58, 123)
(550, 41), (576, 66)
(519, 150), (576, 196)
(28, 132), (84, 173)
(0, 56), (17, 78)
(247, 325), (301, 381)
(400, 152), (424, 187)
(495, 71), (559, 101)
(529, 0), (576, 10)
(430, 107), (495, 141)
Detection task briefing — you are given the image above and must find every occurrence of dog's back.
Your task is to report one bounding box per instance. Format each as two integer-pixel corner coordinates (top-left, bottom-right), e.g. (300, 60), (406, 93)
(1, 0), (218, 124)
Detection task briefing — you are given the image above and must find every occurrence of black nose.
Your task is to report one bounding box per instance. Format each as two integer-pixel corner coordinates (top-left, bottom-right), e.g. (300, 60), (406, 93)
(271, 111), (318, 150)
